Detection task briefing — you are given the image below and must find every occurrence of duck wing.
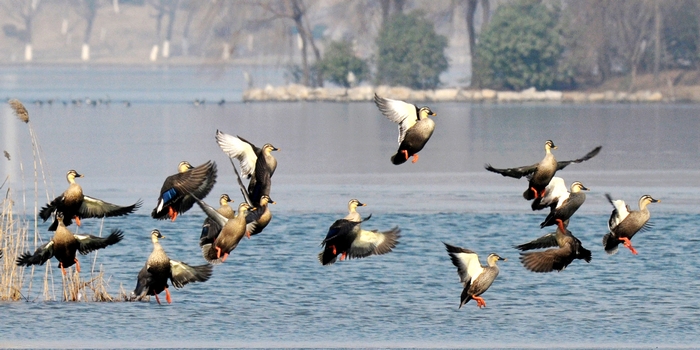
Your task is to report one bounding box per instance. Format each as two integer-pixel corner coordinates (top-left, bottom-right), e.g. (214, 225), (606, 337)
(133, 264), (153, 298)
(514, 232), (558, 251)
(16, 241), (55, 267)
(73, 229), (124, 255)
(555, 146), (602, 170)
(169, 260), (213, 288)
(606, 194), (630, 231)
(78, 197), (142, 219)
(39, 197), (61, 221)
(216, 130), (257, 178)
(484, 162), (539, 179)
(153, 161), (217, 218)
(346, 227), (401, 259)
(374, 94), (418, 143)
(321, 219), (360, 244)
(444, 243), (483, 288)
(519, 246), (575, 273)
(531, 177), (567, 210)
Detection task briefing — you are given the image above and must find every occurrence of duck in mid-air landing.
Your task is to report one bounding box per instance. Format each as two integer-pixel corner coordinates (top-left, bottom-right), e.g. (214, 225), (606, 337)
(603, 194), (659, 255)
(374, 94), (436, 165)
(485, 140), (601, 201)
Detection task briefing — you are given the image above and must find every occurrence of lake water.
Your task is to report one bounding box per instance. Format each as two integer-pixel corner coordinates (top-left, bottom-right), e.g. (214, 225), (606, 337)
(1, 66), (700, 349)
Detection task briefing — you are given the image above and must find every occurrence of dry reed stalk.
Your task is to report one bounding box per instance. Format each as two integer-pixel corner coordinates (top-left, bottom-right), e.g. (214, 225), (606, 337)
(0, 187), (28, 301)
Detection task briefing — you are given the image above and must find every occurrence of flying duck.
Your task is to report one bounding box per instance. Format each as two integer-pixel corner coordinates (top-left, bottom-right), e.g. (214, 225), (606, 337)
(444, 243), (505, 308)
(16, 212), (123, 275)
(374, 94), (436, 165)
(199, 194), (235, 243)
(245, 194), (275, 238)
(151, 160), (217, 221)
(485, 141), (601, 200)
(39, 170), (142, 231)
(537, 179), (589, 232)
(133, 229), (213, 304)
(318, 199), (400, 265)
(226, 158), (275, 238)
(196, 199), (252, 264)
(603, 194), (659, 255)
(515, 226), (592, 273)
(215, 130), (278, 207)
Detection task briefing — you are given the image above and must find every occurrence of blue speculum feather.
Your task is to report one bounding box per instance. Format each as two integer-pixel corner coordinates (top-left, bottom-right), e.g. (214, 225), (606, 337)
(161, 188), (177, 203)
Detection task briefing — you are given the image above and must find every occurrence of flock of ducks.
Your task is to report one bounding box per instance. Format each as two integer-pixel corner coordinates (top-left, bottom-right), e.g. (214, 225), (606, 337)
(12, 94), (660, 308)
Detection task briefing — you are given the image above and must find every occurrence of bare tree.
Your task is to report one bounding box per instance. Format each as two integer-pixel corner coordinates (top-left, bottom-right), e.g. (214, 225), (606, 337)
(149, 0), (180, 59)
(1, 0), (43, 61)
(73, 0), (103, 61)
(257, 0), (323, 86)
(465, 0), (489, 86)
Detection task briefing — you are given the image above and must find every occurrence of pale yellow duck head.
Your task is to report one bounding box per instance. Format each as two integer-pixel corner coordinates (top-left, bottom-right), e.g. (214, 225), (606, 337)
(418, 106), (436, 119)
(487, 253), (506, 266)
(262, 143), (279, 154)
(219, 194), (233, 206)
(639, 195), (660, 210)
(347, 199), (365, 212)
(177, 161), (194, 173)
(238, 202), (253, 215)
(260, 195), (275, 206)
(150, 229), (164, 243)
(66, 170), (83, 184)
(570, 181), (589, 193)
(544, 140), (558, 152)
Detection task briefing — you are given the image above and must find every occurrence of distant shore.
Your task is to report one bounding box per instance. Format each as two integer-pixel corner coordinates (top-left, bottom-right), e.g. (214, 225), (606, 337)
(243, 84), (675, 103)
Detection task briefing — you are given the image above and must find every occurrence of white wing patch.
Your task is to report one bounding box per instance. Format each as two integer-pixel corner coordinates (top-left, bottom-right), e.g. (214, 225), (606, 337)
(216, 130), (257, 178)
(374, 95), (418, 143)
(609, 199), (630, 230)
(540, 177), (568, 208)
(455, 251), (484, 286)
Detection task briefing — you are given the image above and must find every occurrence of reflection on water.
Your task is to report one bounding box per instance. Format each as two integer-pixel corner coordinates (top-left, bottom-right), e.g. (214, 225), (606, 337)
(1, 68), (700, 348)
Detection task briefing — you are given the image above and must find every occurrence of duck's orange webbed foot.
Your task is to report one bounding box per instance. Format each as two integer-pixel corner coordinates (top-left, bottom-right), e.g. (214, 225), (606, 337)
(473, 296), (486, 308)
(221, 252), (229, 263)
(59, 262), (66, 276)
(331, 246), (336, 255)
(74, 216), (82, 227)
(167, 207), (178, 221)
(401, 150), (408, 160)
(155, 293), (161, 305)
(165, 287), (172, 304)
(619, 237), (638, 255)
(411, 154), (419, 163)
(215, 246), (222, 259)
(74, 258), (81, 273)
(340, 252), (347, 261)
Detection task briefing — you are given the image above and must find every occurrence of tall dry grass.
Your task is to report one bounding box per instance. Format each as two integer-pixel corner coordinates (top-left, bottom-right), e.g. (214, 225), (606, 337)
(2, 99), (124, 302)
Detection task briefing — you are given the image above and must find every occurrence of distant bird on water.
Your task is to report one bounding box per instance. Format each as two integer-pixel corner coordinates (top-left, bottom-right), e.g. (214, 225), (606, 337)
(151, 161), (217, 221)
(603, 194), (659, 255)
(374, 94), (436, 165)
(318, 199), (400, 265)
(17, 212), (123, 275)
(485, 140), (601, 201)
(515, 226), (591, 273)
(133, 229), (213, 304)
(444, 243), (505, 309)
(39, 170), (142, 231)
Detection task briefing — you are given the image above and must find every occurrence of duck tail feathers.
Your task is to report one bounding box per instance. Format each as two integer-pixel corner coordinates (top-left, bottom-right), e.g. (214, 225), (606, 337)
(602, 232), (619, 255)
(391, 153), (407, 165)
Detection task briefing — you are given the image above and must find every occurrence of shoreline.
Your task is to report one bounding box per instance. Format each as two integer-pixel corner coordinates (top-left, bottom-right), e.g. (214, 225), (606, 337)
(243, 84), (673, 103)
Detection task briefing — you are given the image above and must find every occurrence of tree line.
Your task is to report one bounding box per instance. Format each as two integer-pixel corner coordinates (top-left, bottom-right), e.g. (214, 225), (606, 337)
(2, 0), (698, 91)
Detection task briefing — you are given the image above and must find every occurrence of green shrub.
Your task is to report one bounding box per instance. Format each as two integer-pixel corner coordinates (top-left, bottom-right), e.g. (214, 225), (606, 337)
(375, 12), (448, 89)
(316, 40), (368, 87)
(474, 0), (566, 90)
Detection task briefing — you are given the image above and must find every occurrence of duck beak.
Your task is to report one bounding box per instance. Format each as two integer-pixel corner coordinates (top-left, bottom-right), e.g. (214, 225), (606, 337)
(270, 200), (276, 205)
(652, 198), (660, 203)
(358, 202), (366, 207)
(499, 257), (506, 261)
(582, 185), (590, 191)
(76, 173), (84, 178)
